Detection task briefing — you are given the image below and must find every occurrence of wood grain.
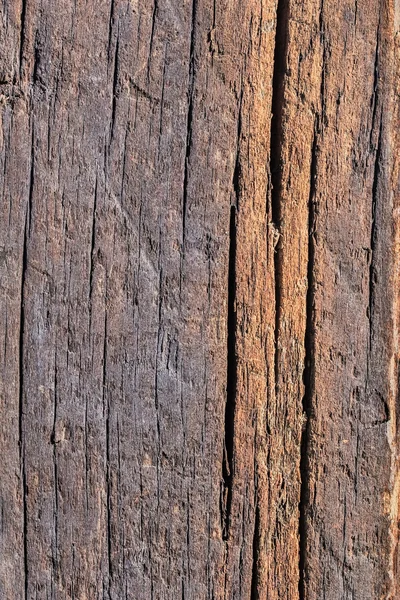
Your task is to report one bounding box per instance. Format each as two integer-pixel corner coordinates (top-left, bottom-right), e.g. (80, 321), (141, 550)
(0, 0), (399, 598)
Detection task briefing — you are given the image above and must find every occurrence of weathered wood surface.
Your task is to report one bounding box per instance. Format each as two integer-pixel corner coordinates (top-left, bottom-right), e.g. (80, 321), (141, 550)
(0, 0), (399, 598)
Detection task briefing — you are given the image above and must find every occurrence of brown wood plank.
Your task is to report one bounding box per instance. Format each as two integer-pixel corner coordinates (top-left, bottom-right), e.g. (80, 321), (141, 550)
(0, 0), (398, 598)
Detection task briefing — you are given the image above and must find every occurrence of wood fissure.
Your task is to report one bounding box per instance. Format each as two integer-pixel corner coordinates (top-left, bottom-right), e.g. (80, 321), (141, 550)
(368, 111), (383, 352)
(110, 36), (120, 141)
(232, 90), (243, 212)
(182, 0), (197, 250)
(270, 0), (290, 209)
(102, 310), (113, 594)
(270, 0), (289, 391)
(19, 0), (28, 77)
(107, 0), (116, 63)
(88, 175), (98, 311)
(51, 359), (59, 586)
(369, 19), (381, 150)
(147, 0), (158, 82)
(250, 502), (260, 600)
(19, 208), (29, 600)
(27, 124), (35, 237)
(299, 126), (318, 600)
(222, 205), (237, 542)
(318, 0), (327, 128)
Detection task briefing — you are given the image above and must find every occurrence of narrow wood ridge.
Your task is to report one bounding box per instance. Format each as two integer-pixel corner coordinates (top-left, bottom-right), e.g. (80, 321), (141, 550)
(299, 126), (319, 600)
(222, 205), (237, 541)
(247, 0), (291, 594)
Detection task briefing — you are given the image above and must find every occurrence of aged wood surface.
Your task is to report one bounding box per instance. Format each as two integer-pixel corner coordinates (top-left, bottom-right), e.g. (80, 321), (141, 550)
(0, 0), (399, 598)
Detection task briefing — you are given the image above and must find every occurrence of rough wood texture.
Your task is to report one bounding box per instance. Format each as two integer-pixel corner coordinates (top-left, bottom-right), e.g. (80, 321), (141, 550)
(0, 0), (399, 598)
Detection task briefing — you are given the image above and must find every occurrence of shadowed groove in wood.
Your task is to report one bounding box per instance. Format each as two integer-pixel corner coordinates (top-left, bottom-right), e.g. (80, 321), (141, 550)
(19, 119), (36, 600)
(19, 207), (29, 600)
(221, 205), (237, 541)
(369, 111), (383, 352)
(182, 0), (198, 249)
(250, 503), (260, 600)
(19, 0), (28, 77)
(270, 0), (290, 393)
(299, 124), (318, 600)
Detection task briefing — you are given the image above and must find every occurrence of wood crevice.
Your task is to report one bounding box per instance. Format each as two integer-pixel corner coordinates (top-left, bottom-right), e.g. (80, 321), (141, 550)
(299, 124), (318, 600)
(110, 35), (120, 141)
(19, 207), (29, 600)
(221, 205), (237, 542)
(368, 110), (383, 352)
(182, 0), (197, 250)
(270, 0), (289, 394)
(19, 0), (28, 79)
(250, 502), (260, 600)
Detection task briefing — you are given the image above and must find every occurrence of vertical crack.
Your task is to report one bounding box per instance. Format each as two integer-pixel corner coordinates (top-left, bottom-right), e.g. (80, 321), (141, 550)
(182, 0), (197, 250)
(107, 0), (116, 63)
(158, 55), (167, 160)
(221, 205), (237, 541)
(270, 0), (290, 392)
(51, 358), (59, 586)
(19, 0), (28, 78)
(27, 125), (35, 237)
(319, 1), (327, 129)
(19, 123), (34, 600)
(299, 126), (318, 600)
(110, 35), (120, 141)
(84, 394), (90, 512)
(155, 217), (163, 514)
(368, 110), (383, 352)
(147, 0), (158, 83)
(180, 0), (197, 301)
(102, 311), (112, 595)
(369, 18), (380, 149)
(232, 90), (243, 212)
(19, 208), (29, 600)
(250, 502), (260, 600)
(89, 176), (98, 303)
